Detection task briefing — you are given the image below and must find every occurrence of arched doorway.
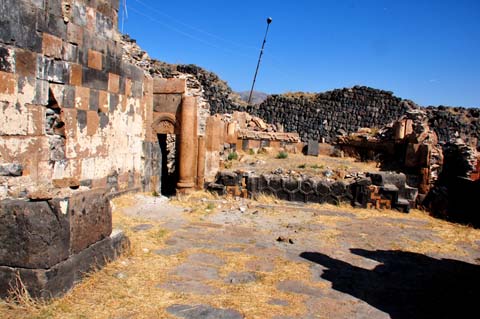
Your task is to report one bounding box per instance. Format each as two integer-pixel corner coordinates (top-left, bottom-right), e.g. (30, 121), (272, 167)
(152, 115), (178, 196)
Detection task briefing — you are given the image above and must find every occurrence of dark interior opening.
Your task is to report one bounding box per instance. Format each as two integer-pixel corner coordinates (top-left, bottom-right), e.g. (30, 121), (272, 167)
(158, 134), (177, 196)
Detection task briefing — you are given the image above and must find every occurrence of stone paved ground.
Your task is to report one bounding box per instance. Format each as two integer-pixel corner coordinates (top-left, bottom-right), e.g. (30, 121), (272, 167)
(2, 193), (479, 319)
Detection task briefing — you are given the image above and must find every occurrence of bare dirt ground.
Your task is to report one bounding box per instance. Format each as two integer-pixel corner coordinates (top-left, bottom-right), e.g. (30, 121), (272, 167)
(2, 192), (479, 319)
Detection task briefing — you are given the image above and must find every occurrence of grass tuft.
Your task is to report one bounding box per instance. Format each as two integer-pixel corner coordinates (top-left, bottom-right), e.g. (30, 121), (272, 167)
(276, 151), (288, 159)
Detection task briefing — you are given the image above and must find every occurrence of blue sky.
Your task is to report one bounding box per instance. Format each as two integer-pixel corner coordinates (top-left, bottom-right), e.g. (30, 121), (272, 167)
(121, 0), (480, 107)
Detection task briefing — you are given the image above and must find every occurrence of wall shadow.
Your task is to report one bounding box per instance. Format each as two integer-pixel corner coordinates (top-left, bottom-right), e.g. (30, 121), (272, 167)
(300, 249), (480, 319)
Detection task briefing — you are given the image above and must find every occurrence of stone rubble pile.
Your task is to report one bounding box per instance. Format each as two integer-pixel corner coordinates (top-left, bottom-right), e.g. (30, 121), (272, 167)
(219, 112), (301, 143)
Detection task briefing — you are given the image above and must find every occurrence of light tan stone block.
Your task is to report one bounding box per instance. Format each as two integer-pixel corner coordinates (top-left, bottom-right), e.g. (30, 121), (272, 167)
(87, 111), (99, 136)
(108, 73), (120, 93)
(42, 33), (63, 59)
(0, 71), (16, 95)
(70, 64), (82, 86)
(75, 86), (90, 110)
(98, 90), (109, 113)
(88, 50), (102, 70)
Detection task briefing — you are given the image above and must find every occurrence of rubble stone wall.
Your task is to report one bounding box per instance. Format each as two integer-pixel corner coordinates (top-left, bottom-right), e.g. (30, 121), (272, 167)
(0, 0), (157, 199)
(241, 87), (415, 143)
(426, 106), (480, 147)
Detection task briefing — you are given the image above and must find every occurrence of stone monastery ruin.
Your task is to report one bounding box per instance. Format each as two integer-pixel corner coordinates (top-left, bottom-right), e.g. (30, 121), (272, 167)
(0, 0), (479, 298)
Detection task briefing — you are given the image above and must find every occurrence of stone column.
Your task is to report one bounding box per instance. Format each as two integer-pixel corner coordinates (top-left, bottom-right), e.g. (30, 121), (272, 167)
(177, 96), (197, 193)
(196, 136), (206, 190)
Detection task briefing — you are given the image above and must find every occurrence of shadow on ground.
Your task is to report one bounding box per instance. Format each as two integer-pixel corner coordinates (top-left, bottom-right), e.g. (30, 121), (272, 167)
(300, 249), (480, 319)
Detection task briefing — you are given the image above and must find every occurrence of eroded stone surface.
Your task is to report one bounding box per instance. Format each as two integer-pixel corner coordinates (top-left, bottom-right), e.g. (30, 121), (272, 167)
(131, 224), (154, 232)
(157, 281), (220, 295)
(224, 272), (258, 284)
(172, 263), (219, 281)
(277, 280), (324, 298)
(187, 253), (225, 267)
(166, 304), (243, 319)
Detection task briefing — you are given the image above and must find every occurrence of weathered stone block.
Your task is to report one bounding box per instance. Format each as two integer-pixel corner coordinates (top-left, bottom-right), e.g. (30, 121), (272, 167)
(108, 72), (119, 93)
(131, 80), (143, 98)
(34, 79), (49, 105)
(89, 89), (99, 111)
(98, 89), (109, 113)
(316, 181), (331, 197)
(71, 2), (87, 26)
(153, 94), (182, 113)
(307, 140), (319, 156)
(70, 64), (83, 86)
(0, 46), (14, 73)
(0, 71), (16, 96)
(82, 67), (108, 91)
(0, 164), (23, 176)
(77, 109), (87, 131)
(62, 42), (79, 63)
(42, 33), (63, 59)
(62, 85), (75, 108)
(69, 189), (112, 254)
(0, 230), (129, 299)
(52, 178), (80, 188)
(0, 199), (70, 269)
(109, 93), (119, 113)
(67, 23), (83, 45)
(88, 49), (103, 70)
(15, 49), (37, 77)
(87, 110), (99, 136)
(75, 86), (90, 110)
(43, 59), (70, 84)
(86, 6), (96, 32)
(153, 78), (186, 94)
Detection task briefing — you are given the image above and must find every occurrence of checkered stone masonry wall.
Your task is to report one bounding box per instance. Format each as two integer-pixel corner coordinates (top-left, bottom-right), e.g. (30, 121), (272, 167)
(0, 0), (155, 197)
(0, 0), (156, 298)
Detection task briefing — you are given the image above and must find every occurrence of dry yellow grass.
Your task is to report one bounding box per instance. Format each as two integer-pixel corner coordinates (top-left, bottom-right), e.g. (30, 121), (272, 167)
(0, 194), (329, 319)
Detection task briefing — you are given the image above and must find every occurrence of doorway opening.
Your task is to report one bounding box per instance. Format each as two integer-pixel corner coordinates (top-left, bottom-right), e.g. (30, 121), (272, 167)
(158, 134), (178, 196)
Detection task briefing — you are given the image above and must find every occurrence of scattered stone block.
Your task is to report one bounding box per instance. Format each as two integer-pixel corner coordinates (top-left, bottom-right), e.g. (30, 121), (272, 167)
(307, 140), (319, 156)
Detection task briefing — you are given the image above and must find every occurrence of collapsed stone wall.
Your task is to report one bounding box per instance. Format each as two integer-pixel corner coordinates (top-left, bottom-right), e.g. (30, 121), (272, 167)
(426, 106), (480, 148)
(241, 87), (416, 143)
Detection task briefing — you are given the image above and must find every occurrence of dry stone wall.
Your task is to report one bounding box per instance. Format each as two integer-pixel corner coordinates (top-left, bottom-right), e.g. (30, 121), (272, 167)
(426, 106), (480, 147)
(243, 87), (416, 143)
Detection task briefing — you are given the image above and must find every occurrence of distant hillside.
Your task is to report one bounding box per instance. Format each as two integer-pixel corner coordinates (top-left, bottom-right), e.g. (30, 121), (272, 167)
(237, 91), (270, 105)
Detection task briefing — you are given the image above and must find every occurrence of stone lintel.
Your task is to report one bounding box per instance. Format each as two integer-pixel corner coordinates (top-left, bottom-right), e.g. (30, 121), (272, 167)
(153, 78), (186, 94)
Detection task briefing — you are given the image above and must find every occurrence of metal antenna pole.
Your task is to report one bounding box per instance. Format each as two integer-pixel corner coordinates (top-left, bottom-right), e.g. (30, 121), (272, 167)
(248, 17), (272, 105)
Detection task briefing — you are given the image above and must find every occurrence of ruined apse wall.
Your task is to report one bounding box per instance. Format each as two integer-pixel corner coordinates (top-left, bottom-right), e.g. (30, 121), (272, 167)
(0, 0), (158, 199)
